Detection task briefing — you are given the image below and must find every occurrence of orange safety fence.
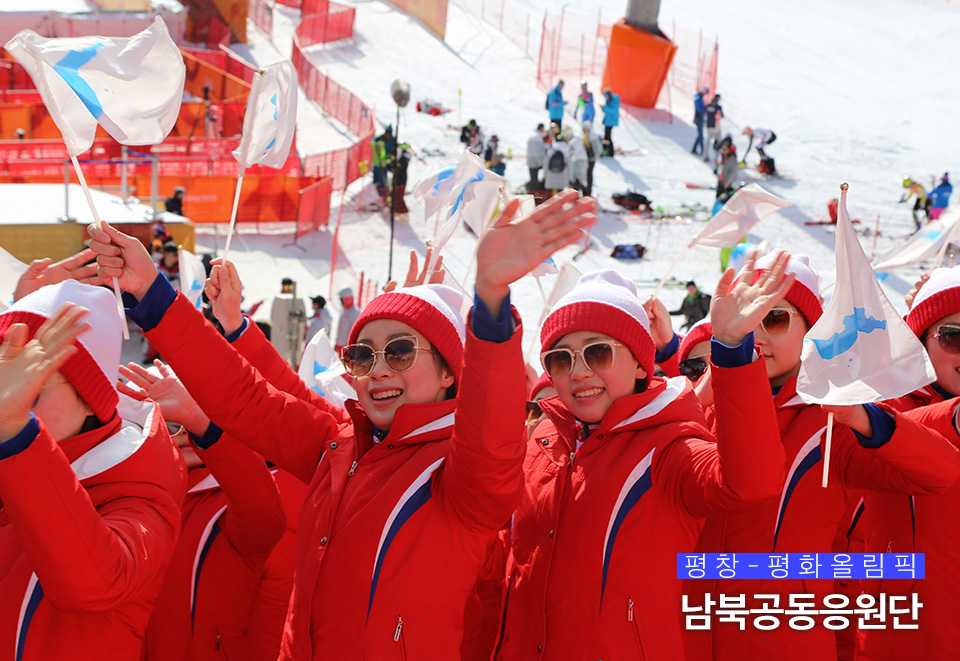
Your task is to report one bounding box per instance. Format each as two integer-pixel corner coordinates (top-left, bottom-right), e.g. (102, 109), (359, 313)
(297, 177), (333, 235)
(249, 0), (273, 37)
(297, 3), (356, 44)
(181, 46), (255, 103)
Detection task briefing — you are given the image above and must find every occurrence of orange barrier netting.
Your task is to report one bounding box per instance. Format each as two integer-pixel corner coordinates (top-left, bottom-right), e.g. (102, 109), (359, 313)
(297, 177), (333, 236)
(537, 7), (608, 91)
(249, 0), (273, 37)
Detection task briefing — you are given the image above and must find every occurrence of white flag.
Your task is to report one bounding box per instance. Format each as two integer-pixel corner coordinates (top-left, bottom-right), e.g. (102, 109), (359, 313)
(873, 204), (960, 272)
(5, 16), (185, 156)
(435, 151), (505, 245)
(178, 248), (206, 309)
(0, 246), (28, 313)
(298, 328), (356, 408)
(413, 165), (456, 221)
(797, 186), (935, 405)
(690, 183), (791, 249)
(232, 60), (298, 169)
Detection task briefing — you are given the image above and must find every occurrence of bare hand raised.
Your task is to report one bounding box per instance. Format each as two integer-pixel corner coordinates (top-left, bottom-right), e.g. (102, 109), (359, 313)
(14, 248), (102, 302)
(710, 250), (796, 346)
(119, 360), (210, 436)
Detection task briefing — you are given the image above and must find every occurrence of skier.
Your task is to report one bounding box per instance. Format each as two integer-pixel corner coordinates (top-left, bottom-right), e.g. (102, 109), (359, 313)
(574, 81), (595, 123)
(546, 79), (565, 129)
(526, 123), (547, 190)
(691, 86), (707, 155)
(929, 172), (953, 220)
(901, 176), (930, 230)
(704, 93), (724, 164)
(741, 126), (777, 167)
(601, 88), (620, 157)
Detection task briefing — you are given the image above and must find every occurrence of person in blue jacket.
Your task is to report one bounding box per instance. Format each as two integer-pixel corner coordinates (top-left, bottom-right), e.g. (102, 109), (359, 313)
(691, 86), (707, 155)
(930, 173), (953, 220)
(601, 88), (620, 157)
(574, 81), (595, 123)
(546, 80), (566, 128)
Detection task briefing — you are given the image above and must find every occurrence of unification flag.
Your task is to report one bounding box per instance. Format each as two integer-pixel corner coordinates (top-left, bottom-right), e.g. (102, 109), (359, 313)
(433, 151), (505, 249)
(690, 183), (791, 249)
(413, 165), (456, 221)
(797, 185), (935, 405)
(873, 204), (960, 272)
(177, 248), (207, 310)
(298, 328), (356, 408)
(232, 60), (298, 169)
(5, 16), (185, 156)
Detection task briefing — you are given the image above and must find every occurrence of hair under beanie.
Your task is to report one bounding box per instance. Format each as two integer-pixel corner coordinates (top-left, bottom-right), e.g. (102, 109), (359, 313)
(540, 270), (655, 376)
(348, 285), (466, 380)
(0, 281), (121, 422)
(737, 251), (823, 326)
(679, 318), (713, 363)
(906, 266), (960, 337)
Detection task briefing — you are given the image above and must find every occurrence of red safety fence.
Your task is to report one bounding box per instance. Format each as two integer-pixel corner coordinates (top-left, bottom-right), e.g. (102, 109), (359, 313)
(297, 177), (334, 235)
(537, 7), (608, 91)
(696, 40), (719, 98)
(459, 0), (537, 57)
(187, 11), (232, 49)
(667, 23), (719, 98)
(249, 0), (274, 37)
(297, 3), (355, 44)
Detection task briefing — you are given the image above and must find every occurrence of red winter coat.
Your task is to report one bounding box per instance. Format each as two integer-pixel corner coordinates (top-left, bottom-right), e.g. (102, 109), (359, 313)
(692, 376), (960, 661)
(856, 387), (960, 660)
(0, 395), (186, 661)
(144, 436), (287, 660)
(144, 294), (526, 659)
(497, 357), (785, 661)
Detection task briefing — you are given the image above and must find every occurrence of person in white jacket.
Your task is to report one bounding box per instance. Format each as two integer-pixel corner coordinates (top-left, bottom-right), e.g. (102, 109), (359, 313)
(566, 125), (588, 193)
(543, 134), (572, 194)
(526, 123), (547, 190)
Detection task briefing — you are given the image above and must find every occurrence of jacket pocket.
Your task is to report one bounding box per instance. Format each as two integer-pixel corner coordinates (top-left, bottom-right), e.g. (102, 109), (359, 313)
(628, 597), (646, 659)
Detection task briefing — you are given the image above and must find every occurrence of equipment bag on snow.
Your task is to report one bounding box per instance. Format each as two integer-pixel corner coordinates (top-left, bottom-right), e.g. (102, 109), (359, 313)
(548, 149), (566, 172)
(758, 156), (776, 175)
(612, 191), (652, 211)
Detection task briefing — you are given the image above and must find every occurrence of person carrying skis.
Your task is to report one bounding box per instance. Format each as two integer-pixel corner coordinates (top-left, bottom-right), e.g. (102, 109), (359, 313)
(901, 176), (930, 230)
(546, 80), (566, 129)
(601, 88), (620, 157)
(574, 81), (595, 123)
(929, 172), (953, 220)
(691, 86), (707, 156)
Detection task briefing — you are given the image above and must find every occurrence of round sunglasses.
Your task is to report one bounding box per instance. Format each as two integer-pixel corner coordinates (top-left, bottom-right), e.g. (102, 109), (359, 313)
(678, 354), (709, 381)
(340, 336), (434, 377)
(540, 341), (623, 377)
(931, 325), (960, 354)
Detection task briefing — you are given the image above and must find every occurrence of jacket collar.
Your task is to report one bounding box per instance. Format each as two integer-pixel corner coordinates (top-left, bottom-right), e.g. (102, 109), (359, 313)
(344, 398), (457, 449)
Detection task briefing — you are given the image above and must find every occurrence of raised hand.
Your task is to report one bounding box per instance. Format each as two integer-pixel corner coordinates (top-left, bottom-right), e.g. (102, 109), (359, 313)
(205, 258), (244, 335)
(14, 248), (102, 302)
(0, 304), (89, 441)
(710, 250), (797, 346)
(87, 221), (159, 300)
(904, 272), (930, 310)
(475, 190), (597, 311)
(642, 295), (676, 351)
(384, 248), (445, 293)
(119, 360), (210, 436)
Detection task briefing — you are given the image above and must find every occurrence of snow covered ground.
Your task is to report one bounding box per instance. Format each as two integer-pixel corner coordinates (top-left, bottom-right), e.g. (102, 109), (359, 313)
(4, 0), (958, 363)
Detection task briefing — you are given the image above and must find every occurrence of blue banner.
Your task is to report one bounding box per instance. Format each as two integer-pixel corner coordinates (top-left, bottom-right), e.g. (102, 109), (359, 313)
(678, 553), (924, 580)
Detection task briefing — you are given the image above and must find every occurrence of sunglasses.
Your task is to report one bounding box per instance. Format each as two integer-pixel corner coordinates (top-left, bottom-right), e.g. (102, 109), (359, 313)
(760, 308), (802, 336)
(540, 341), (623, 377)
(932, 325), (960, 354)
(678, 355), (709, 381)
(340, 336), (434, 377)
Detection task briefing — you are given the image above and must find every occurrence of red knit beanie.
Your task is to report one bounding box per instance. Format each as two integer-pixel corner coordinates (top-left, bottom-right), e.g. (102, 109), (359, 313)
(529, 372), (555, 400)
(540, 270), (655, 376)
(906, 266), (960, 337)
(348, 285), (465, 380)
(679, 318), (713, 363)
(736, 251), (823, 326)
(0, 281), (121, 423)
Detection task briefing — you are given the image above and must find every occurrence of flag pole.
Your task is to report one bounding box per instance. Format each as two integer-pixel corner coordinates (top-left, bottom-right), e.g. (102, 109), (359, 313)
(821, 411), (834, 488)
(222, 167), (246, 262)
(932, 211), (960, 269)
(652, 242), (692, 298)
(70, 155), (130, 340)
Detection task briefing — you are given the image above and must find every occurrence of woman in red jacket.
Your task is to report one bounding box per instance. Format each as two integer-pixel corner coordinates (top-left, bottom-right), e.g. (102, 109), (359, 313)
(89, 191), (595, 659)
(496, 253), (793, 660)
(692, 252), (960, 661)
(0, 281), (186, 660)
(852, 265), (960, 660)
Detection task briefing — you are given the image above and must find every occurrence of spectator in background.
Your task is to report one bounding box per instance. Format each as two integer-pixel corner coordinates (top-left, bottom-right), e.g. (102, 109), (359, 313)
(306, 295), (334, 344)
(704, 93), (724, 164)
(691, 86), (707, 155)
(484, 135), (506, 176)
(543, 128), (571, 194)
(460, 119), (484, 155)
(526, 123), (547, 190)
(574, 81), (595, 123)
(547, 79), (566, 129)
(581, 121), (602, 197)
(568, 125), (588, 193)
(929, 173), (953, 220)
(334, 287), (360, 353)
(717, 137), (740, 202)
(601, 88), (620, 157)
(671, 280), (711, 330)
(164, 186), (185, 216)
(156, 242), (180, 291)
(371, 125), (394, 202)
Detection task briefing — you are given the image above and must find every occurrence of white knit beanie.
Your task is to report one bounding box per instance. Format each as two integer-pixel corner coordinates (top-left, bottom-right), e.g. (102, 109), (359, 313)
(349, 284), (466, 380)
(540, 270), (655, 376)
(0, 281), (121, 422)
(907, 266), (960, 337)
(737, 251), (823, 325)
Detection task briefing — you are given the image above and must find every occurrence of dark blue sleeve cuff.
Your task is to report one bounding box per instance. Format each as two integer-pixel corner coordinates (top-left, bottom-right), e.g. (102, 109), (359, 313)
(223, 317), (249, 343)
(190, 421), (224, 450)
(855, 404), (896, 448)
(655, 333), (680, 364)
(711, 332), (754, 368)
(0, 414), (39, 460)
(125, 273), (177, 332)
(471, 291), (514, 343)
